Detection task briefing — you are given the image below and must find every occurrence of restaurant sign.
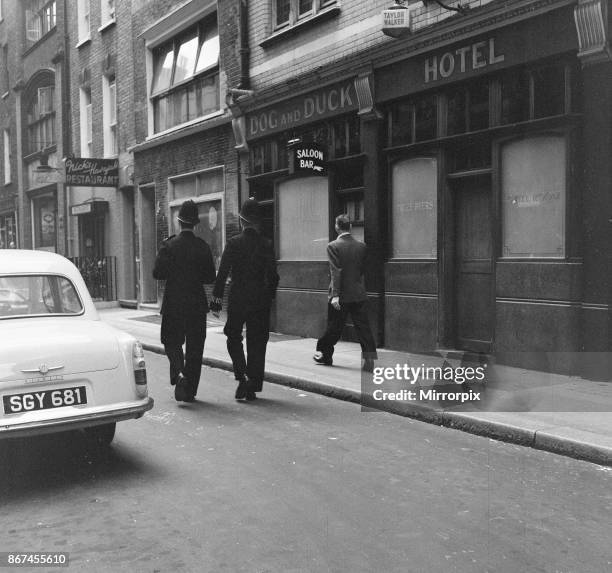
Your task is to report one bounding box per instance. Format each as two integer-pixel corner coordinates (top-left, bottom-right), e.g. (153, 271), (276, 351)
(247, 80), (358, 139)
(65, 157), (119, 187)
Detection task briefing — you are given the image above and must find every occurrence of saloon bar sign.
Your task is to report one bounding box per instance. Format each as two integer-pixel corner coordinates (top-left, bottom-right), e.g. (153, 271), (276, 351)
(247, 80), (358, 139)
(65, 157), (119, 187)
(290, 143), (326, 175)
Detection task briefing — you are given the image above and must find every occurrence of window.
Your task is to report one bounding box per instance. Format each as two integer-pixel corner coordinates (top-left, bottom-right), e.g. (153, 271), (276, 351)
(391, 157), (438, 259)
(103, 75), (117, 156)
(388, 94), (438, 146)
(32, 193), (57, 250)
(150, 16), (220, 133)
(501, 136), (566, 258)
(26, 84), (56, 155)
(25, 0), (56, 47)
(3, 130), (10, 184)
(340, 195), (364, 242)
(100, 0), (115, 26)
(273, 0), (335, 30)
(79, 87), (92, 157)
(169, 169), (225, 268)
(0, 213), (16, 249)
(1, 45), (8, 96)
(77, 0), (90, 42)
(533, 65), (566, 119)
(278, 176), (329, 260)
(0, 275), (83, 318)
(500, 63), (571, 125)
(500, 70), (530, 124)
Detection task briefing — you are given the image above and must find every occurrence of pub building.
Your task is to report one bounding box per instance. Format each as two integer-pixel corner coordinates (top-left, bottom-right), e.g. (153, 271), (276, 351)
(242, 0), (612, 380)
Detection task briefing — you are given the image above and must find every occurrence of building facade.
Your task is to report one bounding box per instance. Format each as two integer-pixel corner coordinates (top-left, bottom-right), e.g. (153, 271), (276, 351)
(129, 0), (246, 308)
(235, 0), (612, 379)
(2, 0), (610, 380)
(0, 0), (18, 250)
(66, 0), (138, 303)
(0, 0), (70, 257)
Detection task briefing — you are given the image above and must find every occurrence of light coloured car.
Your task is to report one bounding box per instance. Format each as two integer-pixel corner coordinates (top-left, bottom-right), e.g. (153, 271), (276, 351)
(0, 250), (153, 447)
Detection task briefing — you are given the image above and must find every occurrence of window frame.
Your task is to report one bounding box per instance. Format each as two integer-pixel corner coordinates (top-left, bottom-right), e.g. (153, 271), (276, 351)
(24, 0), (57, 48)
(272, 0), (335, 32)
(102, 75), (117, 157)
(100, 0), (115, 27)
(1, 44), (8, 97)
(77, 0), (90, 43)
(79, 87), (93, 157)
(25, 84), (56, 156)
(497, 132), (569, 260)
(149, 15), (220, 135)
(3, 129), (10, 184)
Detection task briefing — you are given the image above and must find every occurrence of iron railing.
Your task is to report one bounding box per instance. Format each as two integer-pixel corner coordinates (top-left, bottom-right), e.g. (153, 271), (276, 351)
(69, 256), (117, 302)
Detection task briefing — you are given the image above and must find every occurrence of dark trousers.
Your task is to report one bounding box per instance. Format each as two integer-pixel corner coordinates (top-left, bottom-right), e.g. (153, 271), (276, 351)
(162, 314), (206, 396)
(224, 306), (271, 392)
(316, 301), (377, 360)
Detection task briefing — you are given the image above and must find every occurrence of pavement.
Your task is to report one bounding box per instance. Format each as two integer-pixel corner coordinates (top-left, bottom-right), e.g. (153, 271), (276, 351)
(97, 305), (612, 467)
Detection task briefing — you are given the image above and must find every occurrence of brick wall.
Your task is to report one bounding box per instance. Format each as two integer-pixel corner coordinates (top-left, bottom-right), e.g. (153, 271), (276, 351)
(248, 0), (498, 92)
(130, 0), (244, 305)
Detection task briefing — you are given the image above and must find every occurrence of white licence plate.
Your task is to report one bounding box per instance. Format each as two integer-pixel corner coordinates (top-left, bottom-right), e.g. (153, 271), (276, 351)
(3, 386), (88, 414)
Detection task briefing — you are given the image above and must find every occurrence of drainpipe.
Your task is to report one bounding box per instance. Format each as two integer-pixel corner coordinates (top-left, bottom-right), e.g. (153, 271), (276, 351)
(238, 0), (250, 90)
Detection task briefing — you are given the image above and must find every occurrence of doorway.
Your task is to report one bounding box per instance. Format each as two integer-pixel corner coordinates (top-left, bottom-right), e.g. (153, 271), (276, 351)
(78, 213), (105, 259)
(138, 186), (157, 304)
(453, 177), (494, 352)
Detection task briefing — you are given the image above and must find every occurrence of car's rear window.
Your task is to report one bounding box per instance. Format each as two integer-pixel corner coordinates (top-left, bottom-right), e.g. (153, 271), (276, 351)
(0, 275), (83, 318)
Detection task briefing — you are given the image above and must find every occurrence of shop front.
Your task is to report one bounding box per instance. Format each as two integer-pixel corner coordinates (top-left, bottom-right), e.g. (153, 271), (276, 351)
(244, 76), (384, 342)
(375, 4), (611, 376)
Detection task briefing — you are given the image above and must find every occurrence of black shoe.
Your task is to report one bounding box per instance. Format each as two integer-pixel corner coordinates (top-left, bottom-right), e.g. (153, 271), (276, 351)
(250, 379), (263, 393)
(175, 373), (190, 402)
(235, 379), (249, 400)
(245, 388), (257, 401)
(362, 358), (375, 372)
(313, 351), (333, 366)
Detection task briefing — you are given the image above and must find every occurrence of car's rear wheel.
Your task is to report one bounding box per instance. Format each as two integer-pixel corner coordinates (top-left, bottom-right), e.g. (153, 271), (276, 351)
(84, 422), (116, 447)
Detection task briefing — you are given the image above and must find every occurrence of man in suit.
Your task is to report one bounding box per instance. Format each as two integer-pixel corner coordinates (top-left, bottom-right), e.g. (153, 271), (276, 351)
(211, 198), (279, 401)
(313, 214), (377, 371)
(153, 199), (216, 402)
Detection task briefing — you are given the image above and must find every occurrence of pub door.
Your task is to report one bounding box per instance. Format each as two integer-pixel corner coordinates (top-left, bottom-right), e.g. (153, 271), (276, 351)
(453, 178), (494, 353)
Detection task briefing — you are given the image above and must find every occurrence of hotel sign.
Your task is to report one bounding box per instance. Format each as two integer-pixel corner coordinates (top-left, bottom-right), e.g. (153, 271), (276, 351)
(246, 81), (358, 139)
(65, 157), (119, 187)
(375, 7), (578, 102)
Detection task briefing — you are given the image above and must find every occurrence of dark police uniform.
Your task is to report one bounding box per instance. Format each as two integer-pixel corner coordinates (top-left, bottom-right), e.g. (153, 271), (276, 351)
(153, 229), (216, 399)
(213, 216), (279, 397)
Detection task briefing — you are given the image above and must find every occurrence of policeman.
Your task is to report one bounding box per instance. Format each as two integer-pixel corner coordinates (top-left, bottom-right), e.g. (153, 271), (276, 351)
(153, 200), (216, 402)
(211, 198), (279, 401)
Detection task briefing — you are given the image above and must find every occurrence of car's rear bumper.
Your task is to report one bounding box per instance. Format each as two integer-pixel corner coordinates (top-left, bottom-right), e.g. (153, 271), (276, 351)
(0, 397), (154, 439)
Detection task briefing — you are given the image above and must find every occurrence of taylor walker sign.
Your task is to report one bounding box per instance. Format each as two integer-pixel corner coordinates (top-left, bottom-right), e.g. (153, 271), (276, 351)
(65, 157), (119, 187)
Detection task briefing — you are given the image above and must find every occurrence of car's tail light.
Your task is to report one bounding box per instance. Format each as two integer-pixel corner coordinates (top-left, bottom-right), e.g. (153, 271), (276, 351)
(132, 341), (148, 398)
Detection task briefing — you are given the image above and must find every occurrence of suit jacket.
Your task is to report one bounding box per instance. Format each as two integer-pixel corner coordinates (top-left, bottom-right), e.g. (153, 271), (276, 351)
(152, 230), (216, 317)
(213, 227), (279, 311)
(327, 233), (368, 303)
